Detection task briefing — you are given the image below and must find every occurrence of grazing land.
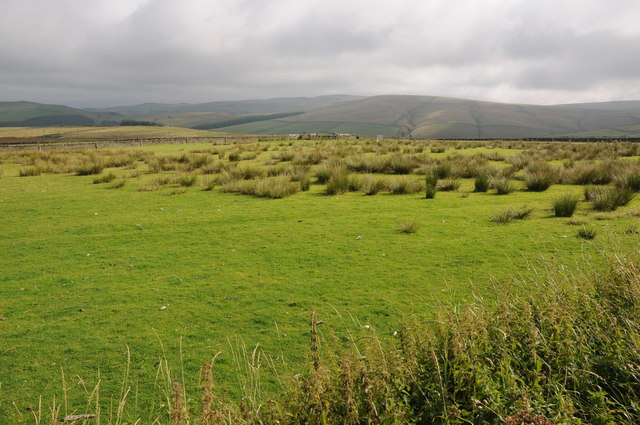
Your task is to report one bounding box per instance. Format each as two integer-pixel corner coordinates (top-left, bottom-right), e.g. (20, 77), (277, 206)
(0, 136), (639, 423)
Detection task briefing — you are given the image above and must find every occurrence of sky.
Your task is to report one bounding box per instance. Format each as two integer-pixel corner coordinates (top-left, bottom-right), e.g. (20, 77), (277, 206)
(2, 0), (640, 107)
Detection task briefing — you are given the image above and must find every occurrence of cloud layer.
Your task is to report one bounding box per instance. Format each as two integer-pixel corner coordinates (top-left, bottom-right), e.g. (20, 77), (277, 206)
(2, 0), (639, 106)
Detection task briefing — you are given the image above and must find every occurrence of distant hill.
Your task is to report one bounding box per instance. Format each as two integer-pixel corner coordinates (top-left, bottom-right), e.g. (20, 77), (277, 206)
(3, 97), (640, 138)
(0, 101), (121, 127)
(213, 96), (640, 138)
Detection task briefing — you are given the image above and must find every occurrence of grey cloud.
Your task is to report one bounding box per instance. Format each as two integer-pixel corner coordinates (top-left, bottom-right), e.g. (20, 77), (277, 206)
(1, 0), (639, 106)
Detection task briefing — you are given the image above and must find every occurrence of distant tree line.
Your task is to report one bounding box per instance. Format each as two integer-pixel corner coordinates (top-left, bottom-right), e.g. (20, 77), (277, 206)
(120, 119), (162, 127)
(193, 111), (304, 130)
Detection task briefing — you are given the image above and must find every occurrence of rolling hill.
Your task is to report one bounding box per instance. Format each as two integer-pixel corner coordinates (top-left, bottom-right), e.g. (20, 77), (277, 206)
(3, 96), (640, 138)
(0, 101), (121, 127)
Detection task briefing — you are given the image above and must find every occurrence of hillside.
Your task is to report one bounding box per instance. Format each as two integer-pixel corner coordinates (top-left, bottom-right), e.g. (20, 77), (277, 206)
(0, 101), (121, 127)
(215, 95), (640, 138)
(3, 96), (640, 138)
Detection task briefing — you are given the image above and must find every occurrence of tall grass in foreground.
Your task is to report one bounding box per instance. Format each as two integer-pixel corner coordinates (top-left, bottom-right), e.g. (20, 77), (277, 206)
(23, 251), (640, 424)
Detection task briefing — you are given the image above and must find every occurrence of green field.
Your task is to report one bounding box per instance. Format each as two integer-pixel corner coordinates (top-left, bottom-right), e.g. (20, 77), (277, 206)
(1, 138), (639, 423)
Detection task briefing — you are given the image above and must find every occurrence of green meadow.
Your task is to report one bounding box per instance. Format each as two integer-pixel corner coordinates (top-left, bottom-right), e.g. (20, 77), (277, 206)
(0, 138), (639, 423)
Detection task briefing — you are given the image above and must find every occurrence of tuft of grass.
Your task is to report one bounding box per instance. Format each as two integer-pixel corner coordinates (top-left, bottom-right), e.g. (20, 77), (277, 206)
(93, 172), (117, 184)
(75, 161), (104, 176)
(18, 166), (43, 177)
(577, 226), (597, 240)
(590, 187), (636, 211)
(175, 173), (198, 187)
(437, 179), (460, 192)
(397, 220), (419, 233)
(490, 177), (516, 195)
(474, 174), (489, 192)
(106, 179), (126, 189)
(491, 205), (534, 223)
(254, 177), (299, 199)
(388, 177), (423, 195)
(552, 194), (579, 217)
(325, 170), (351, 195)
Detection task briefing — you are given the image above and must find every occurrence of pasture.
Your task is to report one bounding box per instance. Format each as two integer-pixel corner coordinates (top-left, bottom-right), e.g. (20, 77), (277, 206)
(0, 137), (639, 423)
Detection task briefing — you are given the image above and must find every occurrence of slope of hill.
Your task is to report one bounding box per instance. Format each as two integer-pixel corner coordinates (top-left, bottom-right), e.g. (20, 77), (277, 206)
(217, 95), (640, 138)
(0, 101), (121, 127)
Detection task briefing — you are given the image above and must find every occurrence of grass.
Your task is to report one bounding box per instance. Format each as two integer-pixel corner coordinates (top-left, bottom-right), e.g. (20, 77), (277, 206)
(552, 194), (579, 217)
(1, 138), (639, 423)
(397, 219), (419, 233)
(491, 205), (534, 223)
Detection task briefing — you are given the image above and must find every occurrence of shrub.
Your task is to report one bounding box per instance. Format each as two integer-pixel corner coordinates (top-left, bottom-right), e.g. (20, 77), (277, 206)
(93, 172), (117, 184)
(474, 174), (489, 192)
(491, 206), (533, 223)
(490, 177), (515, 195)
(398, 220), (419, 233)
(577, 226), (597, 240)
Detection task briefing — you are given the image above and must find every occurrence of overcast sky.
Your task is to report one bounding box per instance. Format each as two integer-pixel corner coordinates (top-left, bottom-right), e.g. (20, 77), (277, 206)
(2, 0), (639, 107)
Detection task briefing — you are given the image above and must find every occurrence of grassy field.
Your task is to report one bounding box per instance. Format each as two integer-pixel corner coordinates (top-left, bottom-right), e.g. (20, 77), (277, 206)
(0, 126), (232, 141)
(0, 138), (639, 423)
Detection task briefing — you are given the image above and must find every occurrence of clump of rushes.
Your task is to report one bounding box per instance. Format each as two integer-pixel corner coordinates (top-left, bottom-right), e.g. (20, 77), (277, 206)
(490, 177), (515, 195)
(359, 175), (387, 195)
(19, 166), (43, 177)
(107, 179), (126, 189)
(75, 161), (104, 176)
(474, 174), (490, 192)
(93, 172), (117, 184)
(433, 162), (452, 179)
(325, 169), (350, 195)
(523, 162), (559, 191)
(577, 226), (597, 240)
(491, 205), (533, 223)
(613, 168), (640, 191)
(254, 177), (299, 199)
(552, 194), (579, 217)
(398, 219), (419, 234)
(175, 173), (197, 187)
(388, 177), (423, 194)
(437, 179), (460, 192)
(425, 174), (438, 199)
(590, 187), (635, 211)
